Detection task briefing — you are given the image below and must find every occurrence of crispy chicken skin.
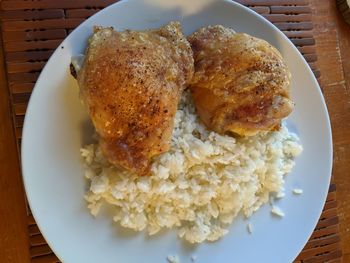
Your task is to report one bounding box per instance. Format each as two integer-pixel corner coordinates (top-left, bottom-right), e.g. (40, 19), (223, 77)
(76, 22), (194, 175)
(188, 25), (294, 136)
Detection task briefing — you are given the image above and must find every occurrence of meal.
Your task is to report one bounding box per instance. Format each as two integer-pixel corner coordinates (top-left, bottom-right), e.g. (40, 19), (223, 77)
(72, 22), (302, 243)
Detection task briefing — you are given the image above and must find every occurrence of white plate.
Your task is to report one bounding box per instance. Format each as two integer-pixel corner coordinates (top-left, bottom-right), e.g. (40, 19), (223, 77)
(22, 0), (332, 262)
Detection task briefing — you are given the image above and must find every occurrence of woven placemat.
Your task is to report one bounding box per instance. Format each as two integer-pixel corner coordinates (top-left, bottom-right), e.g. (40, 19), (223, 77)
(0, 0), (342, 262)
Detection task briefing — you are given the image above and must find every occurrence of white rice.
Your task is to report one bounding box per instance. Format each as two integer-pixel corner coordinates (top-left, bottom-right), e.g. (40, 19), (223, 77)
(167, 255), (180, 263)
(293, 188), (303, 195)
(247, 222), (254, 234)
(81, 91), (302, 243)
(271, 205), (285, 217)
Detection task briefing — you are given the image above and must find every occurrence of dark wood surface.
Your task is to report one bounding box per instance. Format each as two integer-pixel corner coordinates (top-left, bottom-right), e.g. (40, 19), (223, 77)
(0, 30), (30, 263)
(310, 0), (350, 261)
(0, 0), (348, 262)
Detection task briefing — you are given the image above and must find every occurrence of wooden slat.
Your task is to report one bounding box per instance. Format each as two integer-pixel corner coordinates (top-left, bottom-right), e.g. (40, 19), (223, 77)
(236, 0), (308, 6)
(283, 30), (313, 38)
(28, 225), (41, 236)
(65, 9), (100, 18)
(304, 234), (340, 249)
(327, 258), (344, 263)
(313, 69), (321, 78)
(249, 6), (270, 14)
(8, 72), (40, 83)
(6, 50), (54, 62)
(302, 250), (343, 263)
(31, 254), (59, 263)
(17, 139), (21, 151)
(311, 225), (339, 239)
(28, 215), (36, 226)
(316, 216), (339, 229)
(270, 6), (311, 14)
(274, 22), (313, 30)
(0, 9), (64, 21)
(7, 61), (46, 73)
(263, 14), (312, 22)
(15, 115), (24, 128)
(2, 29), (66, 42)
(303, 53), (317, 62)
(2, 18), (84, 31)
(30, 244), (53, 258)
(4, 39), (61, 52)
(295, 249), (343, 262)
(10, 83), (35, 94)
(297, 242), (341, 259)
(16, 127), (22, 139)
(291, 38), (315, 46)
(321, 208), (339, 220)
(12, 93), (30, 104)
(308, 62), (317, 70)
(329, 183), (336, 193)
(297, 45), (316, 54)
(14, 103), (27, 116)
(25, 200), (31, 216)
(1, 0), (118, 10)
(30, 234), (47, 246)
(327, 192), (336, 202)
(324, 200), (338, 210)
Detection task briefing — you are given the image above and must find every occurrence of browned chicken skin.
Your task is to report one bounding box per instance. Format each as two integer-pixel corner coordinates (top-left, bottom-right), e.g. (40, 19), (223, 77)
(188, 25), (294, 136)
(76, 22), (194, 175)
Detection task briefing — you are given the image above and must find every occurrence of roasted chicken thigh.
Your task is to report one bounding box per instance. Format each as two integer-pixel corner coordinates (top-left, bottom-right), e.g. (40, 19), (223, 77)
(188, 25), (294, 136)
(75, 22), (194, 175)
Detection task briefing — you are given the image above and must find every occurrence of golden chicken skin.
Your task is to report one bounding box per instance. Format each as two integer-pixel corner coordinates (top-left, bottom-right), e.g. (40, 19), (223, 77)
(188, 25), (294, 136)
(74, 22), (194, 175)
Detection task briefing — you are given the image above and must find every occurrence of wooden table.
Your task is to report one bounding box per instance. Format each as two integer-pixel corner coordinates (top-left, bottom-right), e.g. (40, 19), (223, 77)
(310, 0), (350, 261)
(0, 0), (349, 262)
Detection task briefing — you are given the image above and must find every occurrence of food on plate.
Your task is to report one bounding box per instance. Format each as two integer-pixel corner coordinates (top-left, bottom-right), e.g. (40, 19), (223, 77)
(75, 23), (303, 243)
(188, 25), (294, 136)
(82, 91), (302, 243)
(72, 22), (194, 175)
(167, 254), (180, 263)
(293, 188), (303, 195)
(271, 205), (285, 217)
